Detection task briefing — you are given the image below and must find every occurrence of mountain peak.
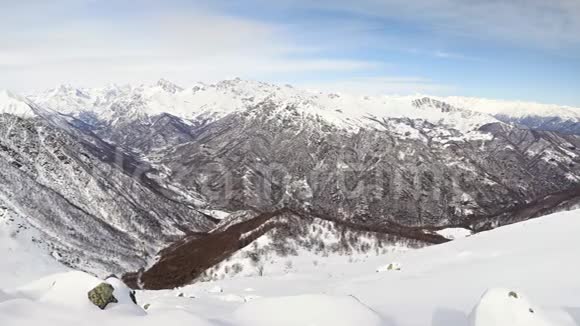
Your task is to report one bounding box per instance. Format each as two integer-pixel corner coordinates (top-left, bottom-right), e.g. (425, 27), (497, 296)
(0, 89), (16, 98)
(0, 89), (29, 103)
(53, 84), (78, 93)
(0, 89), (35, 117)
(154, 78), (183, 93)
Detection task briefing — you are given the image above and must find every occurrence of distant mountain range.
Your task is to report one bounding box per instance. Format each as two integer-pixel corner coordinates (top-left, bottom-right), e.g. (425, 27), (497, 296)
(1, 79), (580, 287)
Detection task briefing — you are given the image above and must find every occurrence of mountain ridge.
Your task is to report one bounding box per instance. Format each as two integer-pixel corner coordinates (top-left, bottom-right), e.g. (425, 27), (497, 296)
(9, 78), (577, 130)
(1, 78), (580, 283)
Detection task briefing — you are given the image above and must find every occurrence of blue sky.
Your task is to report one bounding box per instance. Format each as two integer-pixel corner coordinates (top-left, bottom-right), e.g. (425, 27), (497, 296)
(1, 0), (579, 105)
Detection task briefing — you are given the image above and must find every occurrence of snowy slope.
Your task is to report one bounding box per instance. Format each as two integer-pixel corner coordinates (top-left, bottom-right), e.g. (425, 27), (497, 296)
(142, 208), (580, 325)
(198, 215), (412, 281)
(1, 208), (578, 325)
(0, 108), (215, 277)
(0, 206), (67, 288)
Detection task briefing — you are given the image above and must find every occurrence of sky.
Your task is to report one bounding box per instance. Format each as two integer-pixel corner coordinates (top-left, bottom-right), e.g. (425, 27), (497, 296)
(0, 0), (579, 106)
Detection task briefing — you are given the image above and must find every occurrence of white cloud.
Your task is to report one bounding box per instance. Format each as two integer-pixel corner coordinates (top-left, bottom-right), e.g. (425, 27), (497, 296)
(7, 0), (571, 98)
(264, 0), (580, 49)
(433, 51), (477, 61)
(0, 5), (381, 91)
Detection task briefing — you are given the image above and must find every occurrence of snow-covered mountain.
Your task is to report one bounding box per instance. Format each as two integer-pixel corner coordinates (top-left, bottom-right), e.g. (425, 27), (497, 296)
(24, 78), (580, 134)
(437, 95), (580, 121)
(0, 90), (35, 117)
(431, 95), (580, 134)
(2, 78), (580, 281)
(0, 104), (215, 276)
(25, 79), (502, 135)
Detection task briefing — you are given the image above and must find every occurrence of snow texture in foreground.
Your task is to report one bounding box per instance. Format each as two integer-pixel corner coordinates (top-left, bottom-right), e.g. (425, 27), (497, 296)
(1, 209), (580, 325)
(234, 294), (384, 326)
(0, 271), (214, 326)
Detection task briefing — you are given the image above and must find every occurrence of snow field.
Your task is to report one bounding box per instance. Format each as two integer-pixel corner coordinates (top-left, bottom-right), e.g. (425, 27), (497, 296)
(1, 209), (579, 325)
